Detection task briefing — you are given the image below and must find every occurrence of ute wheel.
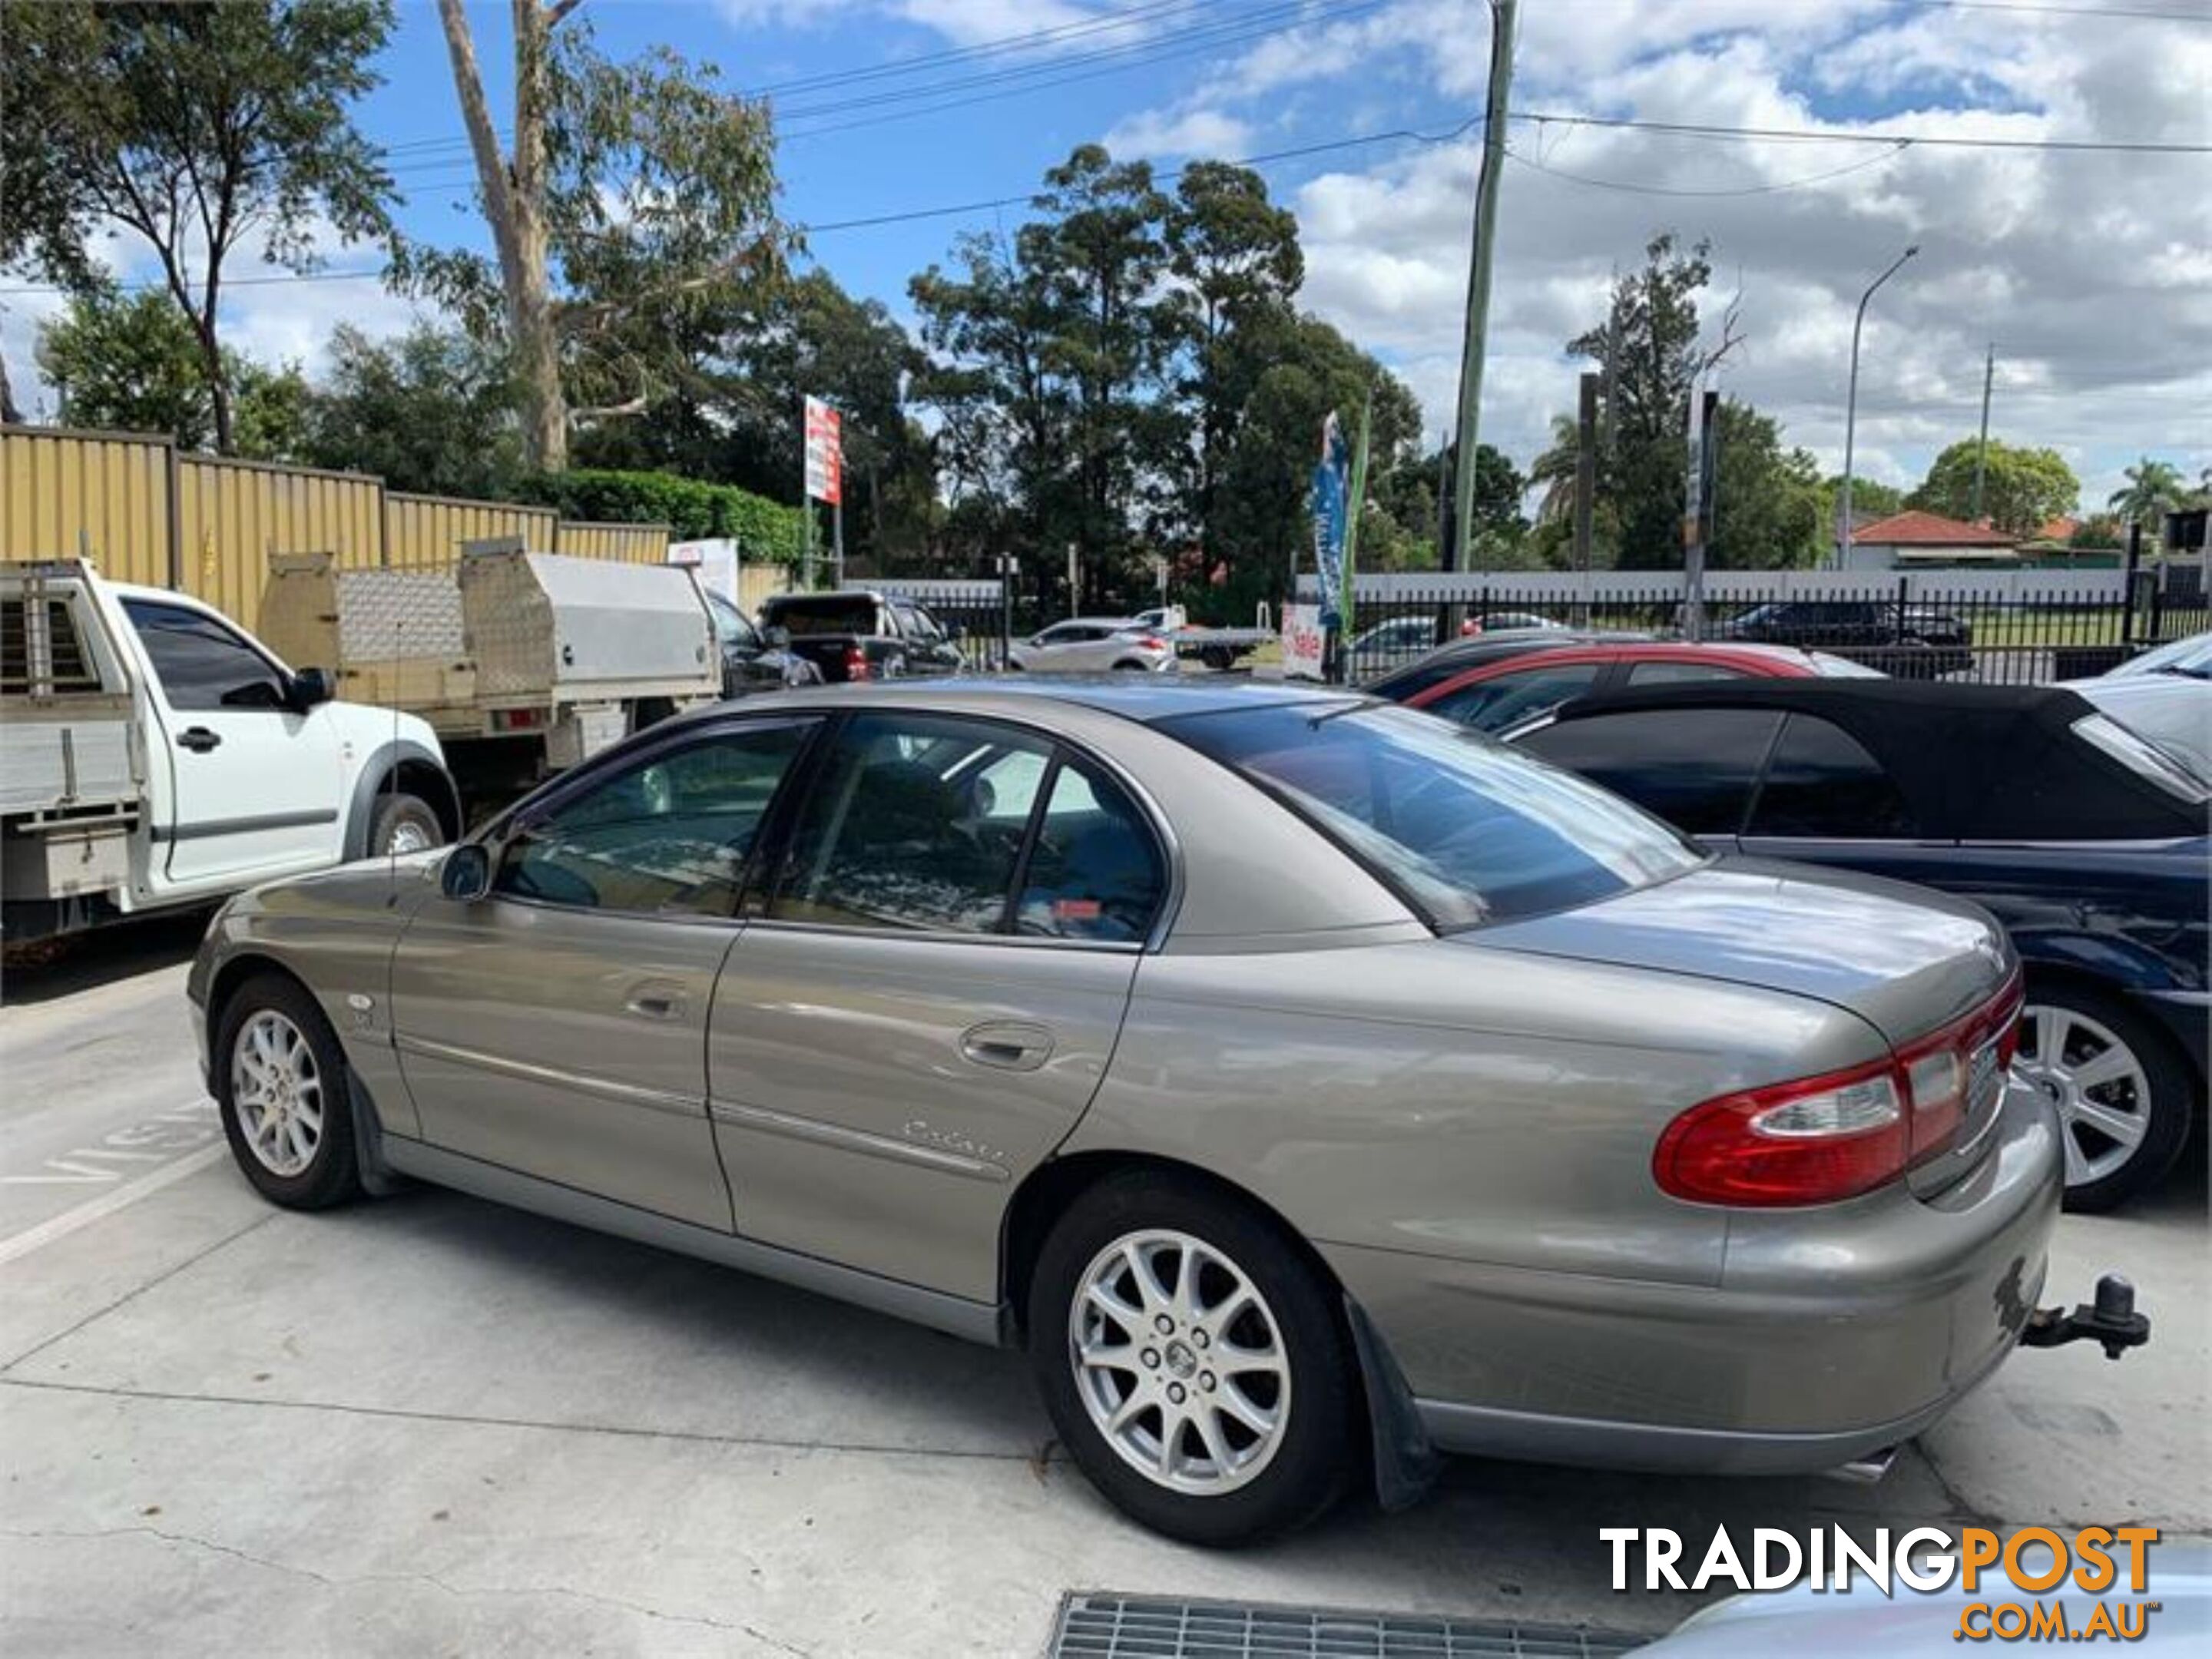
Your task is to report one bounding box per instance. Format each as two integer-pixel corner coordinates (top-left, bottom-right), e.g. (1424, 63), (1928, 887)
(2018, 978), (2193, 1213)
(1111, 658), (1148, 672)
(214, 973), (363, 1210)
(1028, 1171), (1357, 1545)
(368, 790), (444, 856)
(1200, 646), (1233, 671)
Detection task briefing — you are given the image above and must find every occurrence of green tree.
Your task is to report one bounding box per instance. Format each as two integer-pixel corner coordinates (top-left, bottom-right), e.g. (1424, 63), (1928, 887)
(2105, 457), (2187, 530)
(1567, 234), (1740, 568)
(2, 0), (397, 452)
(294, 323), (522, 497)
(1708, 402), (1825, 570)
(1906, 439), (2078, 535)
(422, 0), (792, 472)
(2068, 513), (2127, 549)
(1821, 474), (1903, 523)
(36, 284), (304, 460)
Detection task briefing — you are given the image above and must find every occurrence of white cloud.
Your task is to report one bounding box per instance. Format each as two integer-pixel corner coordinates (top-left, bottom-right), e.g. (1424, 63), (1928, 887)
(718, 0), (1109, 51)
(1103, 105), (1253, 160)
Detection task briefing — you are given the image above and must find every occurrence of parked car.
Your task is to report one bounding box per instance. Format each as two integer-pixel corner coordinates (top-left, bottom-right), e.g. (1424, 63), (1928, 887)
(1390, 641), (1880, 733)
(1710, 598), (1972, 677)
(190, 678), (2120, 1543)
(2105, 628), (2212, 680)
(1458, 610), (1565, 634)
(1507, 680), (2208, 1210)
(3, 558), (459, 944)
(1360, 628), (1651, 699)
(1010, 618), (1177, 674)
(757, 589), (965, 683)
(1343, 614), (1442, 677)
(703, 588), (823, 695)
(2064, 672), (2212, 775)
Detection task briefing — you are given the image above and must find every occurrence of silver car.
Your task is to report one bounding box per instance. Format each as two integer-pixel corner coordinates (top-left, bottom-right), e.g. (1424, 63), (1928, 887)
(1008, 618), (1177, 674)
(189, 680), (2063, 1545)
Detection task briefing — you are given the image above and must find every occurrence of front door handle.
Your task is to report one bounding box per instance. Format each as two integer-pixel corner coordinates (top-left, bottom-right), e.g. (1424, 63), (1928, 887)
(959, 1021), (1055, 1072)
(625, 985), (689, 1022)
(177, 727), (222, 753)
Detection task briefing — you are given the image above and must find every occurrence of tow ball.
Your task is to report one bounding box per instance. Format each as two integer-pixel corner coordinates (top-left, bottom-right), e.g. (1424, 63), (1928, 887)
(2019, 1273), (2151, 1361)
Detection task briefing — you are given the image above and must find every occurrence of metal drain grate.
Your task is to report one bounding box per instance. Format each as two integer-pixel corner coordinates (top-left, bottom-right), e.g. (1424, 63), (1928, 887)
(1048, 1594), (1643, 1659)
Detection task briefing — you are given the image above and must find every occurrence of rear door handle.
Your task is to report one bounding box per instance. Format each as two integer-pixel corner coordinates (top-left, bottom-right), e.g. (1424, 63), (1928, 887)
(959, 1021), (1055, 1071)
(177, 727), (222, 753)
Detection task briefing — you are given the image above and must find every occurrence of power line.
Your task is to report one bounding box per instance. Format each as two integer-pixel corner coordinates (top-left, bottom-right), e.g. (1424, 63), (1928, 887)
(1504, 138), (1916, 197)
(8, 103), (2207, 300)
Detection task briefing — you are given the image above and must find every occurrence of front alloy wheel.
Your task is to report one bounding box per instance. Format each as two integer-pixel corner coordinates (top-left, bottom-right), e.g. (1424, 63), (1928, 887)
(231, 1010), (325, 1177)
(214, 973), (363, 1210)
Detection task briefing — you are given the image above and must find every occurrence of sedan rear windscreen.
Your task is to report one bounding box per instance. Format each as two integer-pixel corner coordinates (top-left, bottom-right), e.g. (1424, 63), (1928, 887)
(1164, 701), (1704, 929)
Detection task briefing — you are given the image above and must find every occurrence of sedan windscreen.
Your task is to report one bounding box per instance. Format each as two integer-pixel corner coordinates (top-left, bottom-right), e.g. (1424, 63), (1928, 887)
(1164, 702), (1704, 929)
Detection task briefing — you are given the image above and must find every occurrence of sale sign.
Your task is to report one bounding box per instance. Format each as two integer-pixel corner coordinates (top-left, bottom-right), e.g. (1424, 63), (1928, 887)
(803, 396), (843, 505)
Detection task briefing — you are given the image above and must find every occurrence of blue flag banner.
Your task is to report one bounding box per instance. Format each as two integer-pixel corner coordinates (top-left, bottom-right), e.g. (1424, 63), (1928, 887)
(1310, 412), (1349, 628)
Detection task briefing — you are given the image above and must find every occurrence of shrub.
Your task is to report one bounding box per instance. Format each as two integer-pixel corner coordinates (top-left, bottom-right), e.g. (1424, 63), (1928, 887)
(522, 469), (805, 565)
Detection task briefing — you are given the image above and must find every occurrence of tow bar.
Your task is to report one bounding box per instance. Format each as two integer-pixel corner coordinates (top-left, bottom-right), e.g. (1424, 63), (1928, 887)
(2019, 1273), (2151, 1360)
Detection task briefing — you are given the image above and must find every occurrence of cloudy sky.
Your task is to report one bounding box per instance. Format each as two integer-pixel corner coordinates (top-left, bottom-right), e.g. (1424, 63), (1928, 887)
(5, 0), (2207, 512)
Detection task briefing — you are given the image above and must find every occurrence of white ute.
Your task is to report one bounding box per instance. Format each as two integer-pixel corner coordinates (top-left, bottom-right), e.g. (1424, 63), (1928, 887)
(2, 558), (459, 943)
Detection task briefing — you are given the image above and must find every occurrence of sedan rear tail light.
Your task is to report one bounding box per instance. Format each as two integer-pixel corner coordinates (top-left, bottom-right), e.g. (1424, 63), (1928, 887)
(1655, 972), (2023, 1207)
(843, 644), (871, 680)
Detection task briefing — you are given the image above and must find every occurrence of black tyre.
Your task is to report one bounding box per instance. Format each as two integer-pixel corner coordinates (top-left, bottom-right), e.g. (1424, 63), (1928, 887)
(1200, 646), (1233, 671)
(1027, 1171), (1358, 1545)
(2018, 977), (2194, 1213)
(1111, 658), (1148, 671)
(214, 973), (363, 1210)
(368, 790), (445, 856)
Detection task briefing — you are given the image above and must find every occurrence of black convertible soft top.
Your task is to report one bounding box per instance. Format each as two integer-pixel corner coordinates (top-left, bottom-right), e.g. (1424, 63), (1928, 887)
(1542, 679), (2210, 841)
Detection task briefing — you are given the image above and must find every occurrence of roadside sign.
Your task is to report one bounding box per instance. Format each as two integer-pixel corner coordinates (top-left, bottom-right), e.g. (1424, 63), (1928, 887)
(1282, 604), (1326, 680)
(804, 396), (843, 505)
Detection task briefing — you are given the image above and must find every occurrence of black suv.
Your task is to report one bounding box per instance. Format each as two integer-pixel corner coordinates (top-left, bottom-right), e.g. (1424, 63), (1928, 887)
(1710, 599), (1972, 677)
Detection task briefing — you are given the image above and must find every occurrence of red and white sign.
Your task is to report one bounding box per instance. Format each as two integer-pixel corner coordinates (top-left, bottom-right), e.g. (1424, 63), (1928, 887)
(1280, 604), (1326, 681)
(803, 396), (843, 505)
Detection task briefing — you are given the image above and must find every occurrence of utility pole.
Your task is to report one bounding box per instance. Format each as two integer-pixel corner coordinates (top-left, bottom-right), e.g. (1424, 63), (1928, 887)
(1447, 0), (1518, 572)
(1572, 372), (1598, 576)
(1969, 343), (1995, 522)
(1683, 386), (1719, 641)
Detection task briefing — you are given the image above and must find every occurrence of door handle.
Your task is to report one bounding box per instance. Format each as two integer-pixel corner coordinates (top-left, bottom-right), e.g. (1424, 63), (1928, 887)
(959, 1021), (1055, 1072)
(624, 987), (689, 1022)
(177, 727), (222, 753)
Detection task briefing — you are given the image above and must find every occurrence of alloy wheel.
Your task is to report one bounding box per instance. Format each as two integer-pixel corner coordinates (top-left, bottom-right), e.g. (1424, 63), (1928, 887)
(230, 1010), (325, 1177)
(382, 819), (435, 856)
(2017, 1002), (2153, 1187)
(1068, 1229), (1291, 1496)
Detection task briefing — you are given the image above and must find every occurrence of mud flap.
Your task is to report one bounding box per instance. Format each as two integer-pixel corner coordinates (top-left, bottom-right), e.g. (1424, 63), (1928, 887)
(347, 1071), (402, 1199)
(1346, 1296), (1442, 1512)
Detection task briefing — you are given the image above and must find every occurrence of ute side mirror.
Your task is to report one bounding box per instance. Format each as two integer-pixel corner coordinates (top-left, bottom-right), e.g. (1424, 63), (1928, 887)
(290, 666), (335, 710)
(763, 624), (791, 647)
(441, 843), (492, 901)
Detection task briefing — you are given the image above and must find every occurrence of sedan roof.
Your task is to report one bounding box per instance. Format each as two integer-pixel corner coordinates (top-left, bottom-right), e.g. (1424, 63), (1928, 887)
(1541, 679), (2208, 840)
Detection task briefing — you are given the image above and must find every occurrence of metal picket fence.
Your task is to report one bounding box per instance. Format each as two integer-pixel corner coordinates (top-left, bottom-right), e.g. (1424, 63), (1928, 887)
(1306, 567), (2208, 687)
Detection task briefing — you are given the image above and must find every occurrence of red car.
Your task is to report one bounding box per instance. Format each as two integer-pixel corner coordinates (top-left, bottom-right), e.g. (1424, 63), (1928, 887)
(1397, 641), (1882, 732)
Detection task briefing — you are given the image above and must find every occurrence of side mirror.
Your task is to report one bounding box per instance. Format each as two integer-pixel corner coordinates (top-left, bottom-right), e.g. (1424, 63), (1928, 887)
(763, 624), (791, 647)
(290, 667), (335, 710)
(441, 843), (492, 901)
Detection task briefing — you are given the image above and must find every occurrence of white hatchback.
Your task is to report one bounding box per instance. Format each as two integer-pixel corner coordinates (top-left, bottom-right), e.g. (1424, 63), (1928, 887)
(1009, 618), (1177, 674)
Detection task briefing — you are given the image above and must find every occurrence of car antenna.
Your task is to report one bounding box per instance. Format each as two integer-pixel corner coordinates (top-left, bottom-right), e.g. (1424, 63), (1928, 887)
(386, 615), (402, 906)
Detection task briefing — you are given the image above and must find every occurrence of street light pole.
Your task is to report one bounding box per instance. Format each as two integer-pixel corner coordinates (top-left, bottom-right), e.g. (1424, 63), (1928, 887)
(1838, 243), (1919, 568)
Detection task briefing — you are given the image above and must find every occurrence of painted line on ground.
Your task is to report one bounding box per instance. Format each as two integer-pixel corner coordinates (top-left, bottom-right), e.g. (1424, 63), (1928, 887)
(0, 1144), (228, 1269)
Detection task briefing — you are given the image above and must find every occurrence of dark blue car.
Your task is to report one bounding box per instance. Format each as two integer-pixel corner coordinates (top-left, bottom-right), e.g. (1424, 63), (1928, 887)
(1502, 680), (2208, 1211)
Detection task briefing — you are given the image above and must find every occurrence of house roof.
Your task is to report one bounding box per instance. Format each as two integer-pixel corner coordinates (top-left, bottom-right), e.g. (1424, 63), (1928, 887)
(2038, 515), (2081, 542)
(1853, 509), (2018, 548)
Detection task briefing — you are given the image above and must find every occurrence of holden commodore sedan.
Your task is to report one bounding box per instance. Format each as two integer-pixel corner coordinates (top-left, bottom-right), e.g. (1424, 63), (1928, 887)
(190, 679), (2078, 1545)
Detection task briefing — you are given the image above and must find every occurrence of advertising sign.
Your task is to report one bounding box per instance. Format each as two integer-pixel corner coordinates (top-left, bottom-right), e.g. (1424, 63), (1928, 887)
(1281, 603), (1326, 680)
(1310, 412), (1348, 628)
(803, 396), (843, 505)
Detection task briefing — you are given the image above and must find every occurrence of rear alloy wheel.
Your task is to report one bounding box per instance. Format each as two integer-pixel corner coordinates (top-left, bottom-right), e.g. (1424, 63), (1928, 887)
(2017, 982), (2190, 1212)
(1029, 1173), (1356, 1545)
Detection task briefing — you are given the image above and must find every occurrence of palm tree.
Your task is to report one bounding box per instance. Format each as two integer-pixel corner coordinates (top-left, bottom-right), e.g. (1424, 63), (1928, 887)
(2108, 457), (2187, 528)
(1529, 413), (1583, 525)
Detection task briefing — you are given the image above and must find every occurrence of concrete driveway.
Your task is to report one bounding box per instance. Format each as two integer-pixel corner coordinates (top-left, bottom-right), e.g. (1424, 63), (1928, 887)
(2, 916), (2204, 1656)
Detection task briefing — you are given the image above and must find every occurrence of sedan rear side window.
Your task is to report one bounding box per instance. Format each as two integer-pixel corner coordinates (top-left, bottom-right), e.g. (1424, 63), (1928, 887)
(1517, 708), (1783, 837)
(1167, 703), (1701, 930)
(1012, 758), (1164, 943)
